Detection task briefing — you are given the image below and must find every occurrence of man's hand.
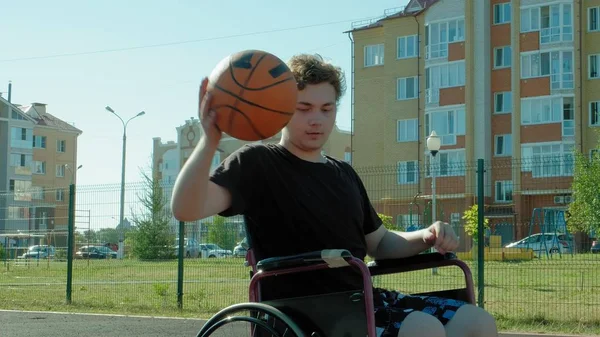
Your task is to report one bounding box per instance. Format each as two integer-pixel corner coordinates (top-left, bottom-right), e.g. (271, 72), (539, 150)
(422, 221), (459, 254)
(198, 77), (222, 147)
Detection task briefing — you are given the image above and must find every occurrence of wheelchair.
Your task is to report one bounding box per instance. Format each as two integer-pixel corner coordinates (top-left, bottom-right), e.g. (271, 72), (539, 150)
(197, 237), (475, 337)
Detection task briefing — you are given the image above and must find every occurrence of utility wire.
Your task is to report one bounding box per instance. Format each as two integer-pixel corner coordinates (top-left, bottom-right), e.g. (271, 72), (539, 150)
(0, 17), (373, 63)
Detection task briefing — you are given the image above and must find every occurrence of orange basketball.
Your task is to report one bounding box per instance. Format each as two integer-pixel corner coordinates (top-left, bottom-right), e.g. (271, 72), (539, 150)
(207, 50), (298, 141)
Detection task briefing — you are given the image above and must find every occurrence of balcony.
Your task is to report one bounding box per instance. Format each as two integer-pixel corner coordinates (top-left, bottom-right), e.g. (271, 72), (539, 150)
(425, 88), (440, 106)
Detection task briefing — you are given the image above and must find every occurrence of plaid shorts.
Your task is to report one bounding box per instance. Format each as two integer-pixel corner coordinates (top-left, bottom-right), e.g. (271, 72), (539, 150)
(373, 288), (469, 337)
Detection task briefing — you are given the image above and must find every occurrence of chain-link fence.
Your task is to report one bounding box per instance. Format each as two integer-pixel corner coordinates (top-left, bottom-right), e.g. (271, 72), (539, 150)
(1, 158), (598, 333)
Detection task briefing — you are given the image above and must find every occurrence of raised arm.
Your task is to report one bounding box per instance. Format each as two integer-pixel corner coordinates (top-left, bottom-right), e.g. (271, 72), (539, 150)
(171, 78), (232, 222)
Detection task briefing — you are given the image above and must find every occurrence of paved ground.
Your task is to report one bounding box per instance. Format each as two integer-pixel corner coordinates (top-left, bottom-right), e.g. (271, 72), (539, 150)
(0, 310), (595, 337)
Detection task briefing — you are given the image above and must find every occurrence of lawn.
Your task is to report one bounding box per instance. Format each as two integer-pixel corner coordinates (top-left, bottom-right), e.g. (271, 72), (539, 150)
(1, 254), (599, 335)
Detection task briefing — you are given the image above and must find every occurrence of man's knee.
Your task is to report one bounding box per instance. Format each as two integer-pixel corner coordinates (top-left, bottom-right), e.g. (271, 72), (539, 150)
(447, 304), (497, 336)
(397, 311), (445, 337)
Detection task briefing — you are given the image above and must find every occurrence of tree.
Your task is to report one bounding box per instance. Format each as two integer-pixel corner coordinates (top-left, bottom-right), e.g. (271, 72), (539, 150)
(128, 170), (176, 260)
(462, 204), (489, 243)
(378, 213), (397, 231)
(567, 143), (600, 236)
(207, 215), (237, 250)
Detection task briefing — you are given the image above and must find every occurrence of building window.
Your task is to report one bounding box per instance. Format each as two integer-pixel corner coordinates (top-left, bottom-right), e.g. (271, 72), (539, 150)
(9, 179), (32, 201)
(397, 76), (419, 100)
(425, 108), (466, 146)
(33, 161), (46, 174)
(397, 118), (418, 142)
(56, 164), (65, 178)
(494, 46), (511, 69)
(56, 189), (64, 201)
(57, 140), (66, 153)
(521, 4), (573, 43)
(364, 44), (384, 67)
(541, 3), (573, 43)
(521, 142), (574, 177)
(495, 92), (512, 113)
(425, 149), (466, 177)
(493, 3), (511, 25)
(521, 95), (573, 125)
(495, 180), (513, 202)
(397, 35), (418, 59)
(397, 161), (418, 185)
(521, 7), (541, 32)
(33, 135), (47, 149)
(590, 54), (599, 79)
(495, 134), (512, 156)
(9, 153), (32, 167)
(590, 7), (599, 32)
(563, 97), (575, 137)
(521, 50), (573, 89)
(591, 101), (599, 127)
(344, 151), (351, 163)
(425, 61), (466, 104)
(425, 18), (465, 59)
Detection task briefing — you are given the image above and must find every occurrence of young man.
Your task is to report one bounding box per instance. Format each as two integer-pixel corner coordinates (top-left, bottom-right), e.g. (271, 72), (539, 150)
(171, 54), (498, 337)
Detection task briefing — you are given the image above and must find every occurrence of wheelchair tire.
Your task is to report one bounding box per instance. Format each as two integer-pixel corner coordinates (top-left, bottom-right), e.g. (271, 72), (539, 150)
(196, 302), (306, 337)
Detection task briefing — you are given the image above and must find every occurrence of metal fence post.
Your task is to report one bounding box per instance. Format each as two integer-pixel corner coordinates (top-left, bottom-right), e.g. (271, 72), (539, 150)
(177, 221), (185, 309)
(66, 183), (75, 304)
(477, 159), (485, 308)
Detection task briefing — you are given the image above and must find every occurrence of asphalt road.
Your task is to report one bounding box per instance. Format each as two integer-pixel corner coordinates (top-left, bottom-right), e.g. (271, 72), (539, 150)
(0, 310), (594, 337)
(0, 310), (211, 337)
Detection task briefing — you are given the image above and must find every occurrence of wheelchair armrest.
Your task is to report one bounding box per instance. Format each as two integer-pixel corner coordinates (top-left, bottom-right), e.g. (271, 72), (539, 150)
(367, 252), (462, 276)
(256, 249), (354, 272)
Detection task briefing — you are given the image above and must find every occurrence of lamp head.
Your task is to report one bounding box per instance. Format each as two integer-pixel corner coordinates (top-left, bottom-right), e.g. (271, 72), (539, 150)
(105, 106), (115, 113)
(427, 130), (441, 156)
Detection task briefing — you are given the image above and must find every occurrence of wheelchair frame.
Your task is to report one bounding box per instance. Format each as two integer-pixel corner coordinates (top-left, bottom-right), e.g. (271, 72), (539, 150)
(197, 245), (476, 337)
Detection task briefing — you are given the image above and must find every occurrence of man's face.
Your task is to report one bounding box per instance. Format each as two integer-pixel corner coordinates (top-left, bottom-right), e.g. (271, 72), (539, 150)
(284, 82), (337, 152)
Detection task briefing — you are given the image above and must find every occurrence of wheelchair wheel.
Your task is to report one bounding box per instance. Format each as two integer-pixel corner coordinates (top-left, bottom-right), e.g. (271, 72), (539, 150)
(197, 302), (306, 337)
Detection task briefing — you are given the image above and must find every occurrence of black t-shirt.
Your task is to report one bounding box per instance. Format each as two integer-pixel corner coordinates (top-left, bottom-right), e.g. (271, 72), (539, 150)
(209, 143), (382, 300)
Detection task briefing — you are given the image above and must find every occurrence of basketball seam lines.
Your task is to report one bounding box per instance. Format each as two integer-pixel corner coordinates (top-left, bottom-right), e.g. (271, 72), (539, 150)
(230, 53), (269, 137)
(228, 67), (295, 91)
(212, 104), (267, 139)
(213, 84), (295, 116)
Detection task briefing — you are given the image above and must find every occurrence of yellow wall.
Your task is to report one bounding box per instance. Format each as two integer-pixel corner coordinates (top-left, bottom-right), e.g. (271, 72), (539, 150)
(583, 0), (600, 152)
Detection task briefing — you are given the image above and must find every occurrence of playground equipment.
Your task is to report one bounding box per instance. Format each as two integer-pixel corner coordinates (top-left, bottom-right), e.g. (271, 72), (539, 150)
(527, 207), (575, 258)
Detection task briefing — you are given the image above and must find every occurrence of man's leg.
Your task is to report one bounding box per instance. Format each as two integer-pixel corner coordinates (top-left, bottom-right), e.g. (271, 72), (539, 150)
(444, 304), (498, 337)
(373, 288), (447, 337)
(397, 311), (446, 337)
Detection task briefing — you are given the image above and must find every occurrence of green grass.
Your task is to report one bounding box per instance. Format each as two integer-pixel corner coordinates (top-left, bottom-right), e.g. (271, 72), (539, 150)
(1, 254), (599, 335)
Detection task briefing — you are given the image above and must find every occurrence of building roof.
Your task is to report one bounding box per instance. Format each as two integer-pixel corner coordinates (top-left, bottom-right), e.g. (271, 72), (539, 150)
(344, 0), (440, 33)
(19, 103), (83, 134)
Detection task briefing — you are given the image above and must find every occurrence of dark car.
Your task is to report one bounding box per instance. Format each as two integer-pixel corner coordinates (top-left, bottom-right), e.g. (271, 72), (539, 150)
(76, 245), (117, 259)
(591, 240), (599, 254)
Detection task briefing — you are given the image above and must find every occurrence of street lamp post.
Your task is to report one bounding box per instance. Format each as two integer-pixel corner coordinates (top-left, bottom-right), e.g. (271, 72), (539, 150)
(427, 131), (441, 275)
(105, 106), (145, 259)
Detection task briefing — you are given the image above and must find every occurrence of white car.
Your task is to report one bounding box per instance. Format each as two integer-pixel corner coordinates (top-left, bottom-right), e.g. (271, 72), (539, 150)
(174, 238), (200, 258)
(505, 233), (573, 256)
(199, 243), (233, 258)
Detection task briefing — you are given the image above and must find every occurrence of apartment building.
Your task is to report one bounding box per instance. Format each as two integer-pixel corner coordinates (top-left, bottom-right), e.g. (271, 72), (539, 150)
(0, 96), (82, 242)
(347, 0), (600, 242)
(152, 117), (352, 235)
(0, 96), (36, 233)
(19, 103), (83, 238)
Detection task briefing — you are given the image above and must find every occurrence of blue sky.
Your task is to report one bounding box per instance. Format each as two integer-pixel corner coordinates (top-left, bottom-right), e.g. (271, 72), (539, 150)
(1, 0), (409, 187)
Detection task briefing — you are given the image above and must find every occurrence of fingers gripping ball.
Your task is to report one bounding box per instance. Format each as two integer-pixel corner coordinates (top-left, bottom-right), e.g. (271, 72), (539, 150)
(207, 50), (299, 141)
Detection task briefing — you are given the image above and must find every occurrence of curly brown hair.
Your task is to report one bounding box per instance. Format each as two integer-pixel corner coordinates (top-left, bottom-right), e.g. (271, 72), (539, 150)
(287, 53), (346, 104)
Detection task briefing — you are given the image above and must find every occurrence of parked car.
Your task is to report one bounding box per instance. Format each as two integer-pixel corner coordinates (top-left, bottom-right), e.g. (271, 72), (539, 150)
(199, 243), (233, 258)
(505, 233), (573, 256)
(174, 238), (200, 258)
(76, 245), (117, 259)
(18, 245), (55, 259)
(591, 240), (599, 254)
(233, 238), (249, 258)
